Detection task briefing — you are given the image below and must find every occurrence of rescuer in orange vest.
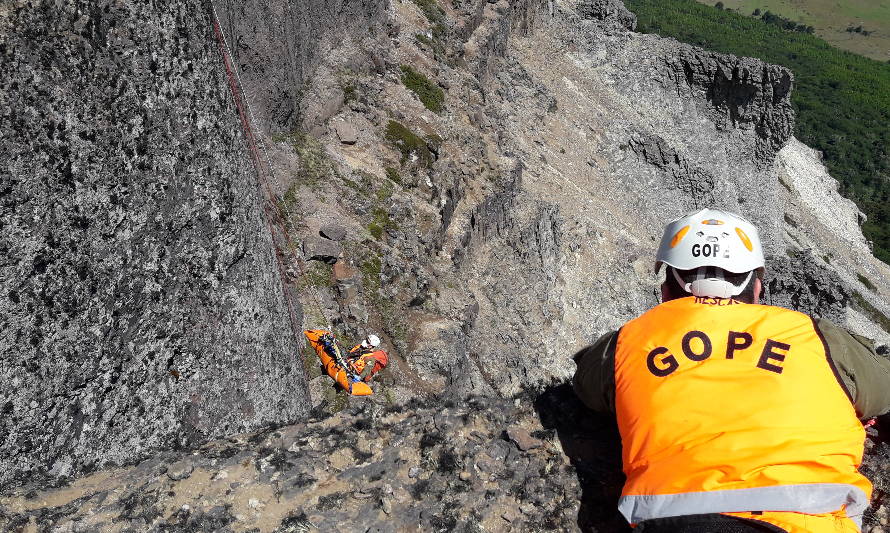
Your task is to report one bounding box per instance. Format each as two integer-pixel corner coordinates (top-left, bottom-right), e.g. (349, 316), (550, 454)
(573, 208), (890, 533)
(347, 334), (388, 382)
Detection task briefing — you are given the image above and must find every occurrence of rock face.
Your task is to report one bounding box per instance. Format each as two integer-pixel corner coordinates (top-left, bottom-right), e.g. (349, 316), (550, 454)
(4, 387), (890, 532)
(776, 138), (890, 346)
(4, 0), (890, 527)
(578, 0), (637, 31)
(255, 0), (886, 407)
(0, 0), (309, 490)
(766, 251), (851, 325)
(663, 47), (795, 158)
(0, 390), (626, 532)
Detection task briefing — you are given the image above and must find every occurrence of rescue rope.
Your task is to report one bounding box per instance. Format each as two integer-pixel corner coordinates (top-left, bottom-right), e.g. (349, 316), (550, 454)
(207, 2), (334, 344)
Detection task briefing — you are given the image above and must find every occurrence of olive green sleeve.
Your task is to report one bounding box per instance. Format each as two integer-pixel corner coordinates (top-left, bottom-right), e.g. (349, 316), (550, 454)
(572, 330), (619, 413)
(814, 318), (890, 419)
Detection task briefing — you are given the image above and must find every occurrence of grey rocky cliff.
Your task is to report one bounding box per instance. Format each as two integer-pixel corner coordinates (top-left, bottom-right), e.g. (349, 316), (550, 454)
(4, 0), (890, 530)
(663, 47), (794, 158)
(259, 0), (884, 403)
(775, 138), (890, 347)
(0, 0), (309, 490)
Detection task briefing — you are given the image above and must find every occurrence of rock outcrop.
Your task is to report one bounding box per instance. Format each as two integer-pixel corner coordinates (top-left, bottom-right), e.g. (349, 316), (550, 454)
(0, 0), (309, 490)
(4, 387), (890, 532)
(0, 390), (624, 532)
(213, 0), (390, 133)
(578, 0), (637, 31)
(663, 47), (795, 158)
(776, 138), (890, 346)
(4, 0), (890, 528)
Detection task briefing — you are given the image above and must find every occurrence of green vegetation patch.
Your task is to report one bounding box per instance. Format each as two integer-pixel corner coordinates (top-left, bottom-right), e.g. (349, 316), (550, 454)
(857, 272), (878, 292)
(355, 247), (408, 346)
(385, 120), (434, 167)
(368, 209), (390, 240)
(342, 83), (357, 103)
(625, 0), (890, 264)
(411, 0), (447, 38)
(377, 180), (394, 203)
(368, 182), (395, 240)
(852, 291), (890, 334)
(323, 386), (350, 414)
(415, 33), (435, 49)
(400, 65), (445, 113)
(297, 262), (334, 291)
(360, 254), (383, 291)
(696, 0), (890, 60)
(278, 183), (304, 240)
(287, 132), (332, 187)
(415, 32), (448, 60)
(302, 343), (323, 379)
(385, 166), (402, 185)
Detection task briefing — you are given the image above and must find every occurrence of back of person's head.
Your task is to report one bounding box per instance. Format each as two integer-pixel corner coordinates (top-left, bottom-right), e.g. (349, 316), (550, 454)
(656, 208), (765, 303)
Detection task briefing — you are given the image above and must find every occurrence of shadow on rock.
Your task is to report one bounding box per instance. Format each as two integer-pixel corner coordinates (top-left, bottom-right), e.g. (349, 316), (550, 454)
(534, 383), (630, 532)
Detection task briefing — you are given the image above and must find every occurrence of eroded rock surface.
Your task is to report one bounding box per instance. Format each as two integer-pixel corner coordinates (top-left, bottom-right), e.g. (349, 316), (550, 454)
(0, 0), (309, 490)
(212, 0), (390, 133)
(5, 387), (890, 532)
(4, 0), (890, 528)
(0, 390), (626, 532)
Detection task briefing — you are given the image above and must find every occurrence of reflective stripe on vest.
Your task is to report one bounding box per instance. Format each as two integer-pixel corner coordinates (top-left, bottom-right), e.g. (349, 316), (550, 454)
(618, 483), (868, 527)
(614, 297), (870, 525)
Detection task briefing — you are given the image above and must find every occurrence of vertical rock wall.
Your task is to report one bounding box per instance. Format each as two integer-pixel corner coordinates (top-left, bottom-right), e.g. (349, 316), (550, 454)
(0, 0), (308, 490)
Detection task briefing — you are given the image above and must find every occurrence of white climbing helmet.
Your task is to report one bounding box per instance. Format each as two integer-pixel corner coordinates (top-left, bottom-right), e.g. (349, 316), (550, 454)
(656, 208), (765, 298)
(363, 334), (381, 349)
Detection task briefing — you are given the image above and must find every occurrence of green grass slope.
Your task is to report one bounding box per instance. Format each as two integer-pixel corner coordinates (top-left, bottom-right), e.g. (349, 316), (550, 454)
(625, 0), (890, 264)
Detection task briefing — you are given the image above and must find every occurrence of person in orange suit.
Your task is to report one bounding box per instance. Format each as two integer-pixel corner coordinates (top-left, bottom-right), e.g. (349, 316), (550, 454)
(348, 334), (388, 382)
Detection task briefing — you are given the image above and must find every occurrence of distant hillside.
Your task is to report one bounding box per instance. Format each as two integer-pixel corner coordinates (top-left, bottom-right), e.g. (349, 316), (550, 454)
(626, 0), (890, 265)
(695, 0), (890, 61)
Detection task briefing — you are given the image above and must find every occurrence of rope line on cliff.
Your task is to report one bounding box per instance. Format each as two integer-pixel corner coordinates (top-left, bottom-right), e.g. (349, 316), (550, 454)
(208, 3), (334, 341)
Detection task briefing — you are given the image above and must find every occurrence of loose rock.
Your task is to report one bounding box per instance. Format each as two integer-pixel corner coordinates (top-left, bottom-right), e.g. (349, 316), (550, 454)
(506, 427), (543, 451)
(320, 224), (348, 242)
(334, 121), (358, 145)
(166, 461), (194, 481)
(304, 237), (342, 264)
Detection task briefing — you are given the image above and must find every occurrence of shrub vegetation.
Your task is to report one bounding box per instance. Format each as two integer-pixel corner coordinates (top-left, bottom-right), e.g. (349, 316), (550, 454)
(385, 120), (434, 167)
(400, 65), (445, 113)
(411, 0), (447, 38)
(625, 0), (890, 264)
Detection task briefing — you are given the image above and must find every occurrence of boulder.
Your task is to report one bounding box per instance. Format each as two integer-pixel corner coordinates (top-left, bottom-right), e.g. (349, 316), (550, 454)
(335, 121), (358, 145)
(578, 0), (637, 31)
(165, 460), (194, 481)
(303, 237), (342, 264)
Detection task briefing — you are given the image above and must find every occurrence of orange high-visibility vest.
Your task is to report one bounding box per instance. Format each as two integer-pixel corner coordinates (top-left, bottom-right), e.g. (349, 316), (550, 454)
(349, 345), (388, 382)
(614, 296), (870, 528)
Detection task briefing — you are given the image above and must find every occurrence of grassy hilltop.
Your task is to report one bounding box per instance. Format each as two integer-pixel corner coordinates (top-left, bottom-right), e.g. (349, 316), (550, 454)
(695, 0), (890, 61)
(626, 0), (890, 265)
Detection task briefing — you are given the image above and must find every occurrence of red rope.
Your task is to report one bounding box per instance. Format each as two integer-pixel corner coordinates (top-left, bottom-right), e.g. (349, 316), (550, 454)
(210, 15), (306, 371)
